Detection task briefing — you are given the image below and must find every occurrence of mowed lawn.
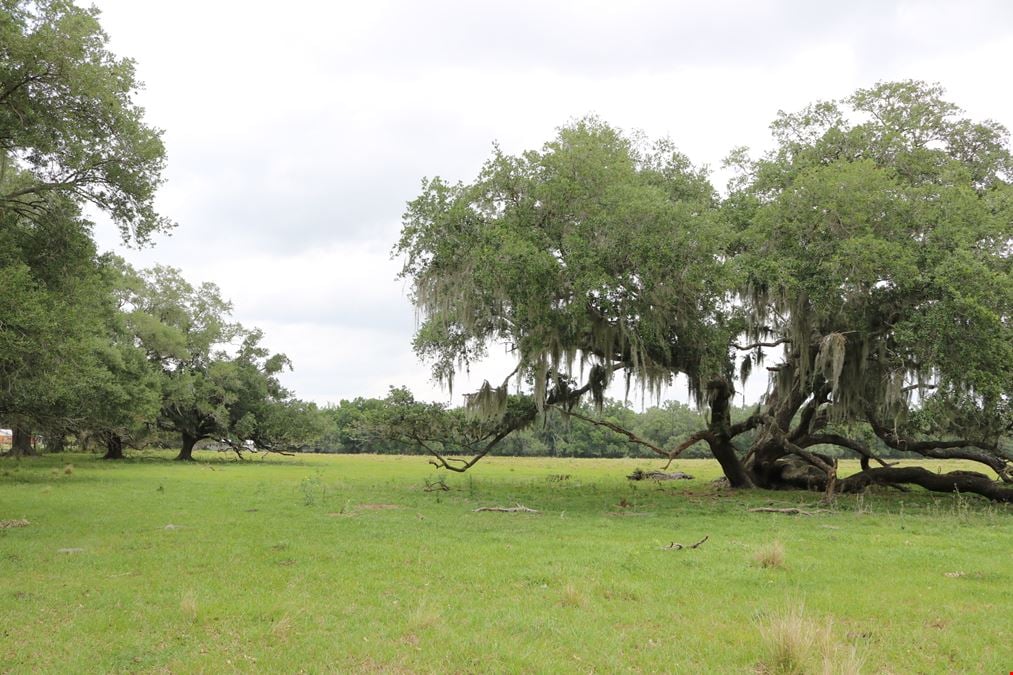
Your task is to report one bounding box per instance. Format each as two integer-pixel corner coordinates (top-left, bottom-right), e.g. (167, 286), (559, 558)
(1, 452), (1010, 673)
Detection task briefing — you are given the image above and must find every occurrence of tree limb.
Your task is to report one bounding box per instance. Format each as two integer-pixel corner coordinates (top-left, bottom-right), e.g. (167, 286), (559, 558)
(548, 405), (711, 465)
(839, 467), (1013, 502)
(866, 415), (1011, 481)
(803, 433), (895, 468)
(732, 338), (791, 350)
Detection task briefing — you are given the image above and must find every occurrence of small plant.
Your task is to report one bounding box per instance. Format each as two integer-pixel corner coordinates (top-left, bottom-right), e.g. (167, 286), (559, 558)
(753, 540), (786, 569)
(299, 472), (325, 506)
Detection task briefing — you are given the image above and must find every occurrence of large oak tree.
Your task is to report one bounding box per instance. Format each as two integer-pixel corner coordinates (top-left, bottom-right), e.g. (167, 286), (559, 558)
(395, 83), (1012, 501)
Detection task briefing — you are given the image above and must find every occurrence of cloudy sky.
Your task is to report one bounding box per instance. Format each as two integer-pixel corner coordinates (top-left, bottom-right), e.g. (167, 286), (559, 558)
(89, 0), (1013, 407)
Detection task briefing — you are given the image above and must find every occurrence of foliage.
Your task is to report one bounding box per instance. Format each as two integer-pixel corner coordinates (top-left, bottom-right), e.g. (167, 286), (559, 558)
(0, 0), (172, 243)
(730, 80), (1012, 440)
(397, 117), (732, 405)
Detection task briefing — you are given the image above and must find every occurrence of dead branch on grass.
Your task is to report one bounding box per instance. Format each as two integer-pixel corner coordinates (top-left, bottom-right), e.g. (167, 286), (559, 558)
(424, 478), (450, 492)
(473, 503), (539, 513)
(748, 507), (830, 516)
(627, 469), (694, 481)
(661, 535), (709, 550)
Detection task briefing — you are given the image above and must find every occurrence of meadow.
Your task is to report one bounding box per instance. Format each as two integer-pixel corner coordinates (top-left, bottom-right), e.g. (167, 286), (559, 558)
(1, 452), (1010, 673)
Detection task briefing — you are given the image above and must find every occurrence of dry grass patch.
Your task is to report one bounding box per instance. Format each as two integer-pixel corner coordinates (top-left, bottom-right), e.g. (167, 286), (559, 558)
(270, 615), (293, 642)
(407, 599), (443, 631)
(753, 540), (786, 569)
(559, 583), (588, 608)
(180, 590), (198, 622)
(756, 605), (864, 675)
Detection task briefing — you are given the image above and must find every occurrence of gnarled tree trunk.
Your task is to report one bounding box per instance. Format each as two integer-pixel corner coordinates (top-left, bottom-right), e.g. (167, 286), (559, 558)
(175, 432), (199, 461)
(705, 379), (753, 488)
(11, 427), (36, 457)
(102, 433), (125, 460)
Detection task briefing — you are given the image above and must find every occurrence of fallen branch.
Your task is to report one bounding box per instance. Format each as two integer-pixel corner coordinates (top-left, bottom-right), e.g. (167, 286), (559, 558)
(474, 503), (539, 513)
(627, 469), (694, 481)
(424, 478), (450, 492)
(0, 519), (30, 529)
(661, 535), (709, 550)
(748, 507), (828, 516)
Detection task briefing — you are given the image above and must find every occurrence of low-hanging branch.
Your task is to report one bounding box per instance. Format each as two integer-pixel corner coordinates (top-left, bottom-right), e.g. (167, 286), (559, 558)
(802, 433), (895, 470)
(732, 338), (791, 351)
(839, 466), (1013, 502)
(419, 428), (517, 473)
(549, 404), (711, 465)
(866, 415), (1012, 481)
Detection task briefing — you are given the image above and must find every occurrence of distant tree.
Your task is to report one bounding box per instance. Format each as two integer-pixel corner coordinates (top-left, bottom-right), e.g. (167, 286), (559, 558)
(126, 265), (238, 460)
(396, 84), (1012, 501)
(129, 265), (312, 460)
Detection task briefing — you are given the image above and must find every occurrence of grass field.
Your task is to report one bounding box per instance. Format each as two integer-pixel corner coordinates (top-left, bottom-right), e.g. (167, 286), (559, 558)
(1, 452), (1010, 673)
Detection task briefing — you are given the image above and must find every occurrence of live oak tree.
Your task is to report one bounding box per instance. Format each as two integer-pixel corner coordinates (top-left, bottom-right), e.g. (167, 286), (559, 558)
(395, 84), (1013, 501)
(130, 266), (319, 460)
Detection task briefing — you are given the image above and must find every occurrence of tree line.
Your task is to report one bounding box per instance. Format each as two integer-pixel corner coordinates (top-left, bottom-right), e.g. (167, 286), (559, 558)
(1, 1), (322, 459)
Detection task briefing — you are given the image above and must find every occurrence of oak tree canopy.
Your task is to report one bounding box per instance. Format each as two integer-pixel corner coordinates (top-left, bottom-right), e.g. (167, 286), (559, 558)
(395, 82), (1013, 501)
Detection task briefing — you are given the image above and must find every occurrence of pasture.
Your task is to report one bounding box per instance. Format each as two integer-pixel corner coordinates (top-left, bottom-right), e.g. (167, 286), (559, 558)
(1, 453), (1009, 673)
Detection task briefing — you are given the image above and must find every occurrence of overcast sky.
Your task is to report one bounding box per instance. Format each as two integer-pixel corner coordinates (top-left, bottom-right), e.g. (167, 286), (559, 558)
(89, 0), (1013, 408)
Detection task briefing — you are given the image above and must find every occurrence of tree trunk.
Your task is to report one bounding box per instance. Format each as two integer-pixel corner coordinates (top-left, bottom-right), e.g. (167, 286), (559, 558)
(175, 432), (198, 461)
(706, 379), (753, 488)
(102, 433), (125, 460)
(43, 433), (66, 453)
(12, 427), (36, 457)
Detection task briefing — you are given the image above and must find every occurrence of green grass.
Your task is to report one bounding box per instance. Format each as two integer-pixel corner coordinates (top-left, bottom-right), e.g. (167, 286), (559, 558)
(1, 453), (1010, 673)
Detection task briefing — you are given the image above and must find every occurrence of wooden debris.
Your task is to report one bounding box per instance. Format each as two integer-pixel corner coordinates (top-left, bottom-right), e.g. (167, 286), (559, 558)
(748, 507), (829, 516)
(474, 503), (539, 513)
(661, 535), (709, 550)
(0, 519), (30, 529)
(627, 469), (694, 481)
(424, 478), (450, 492)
